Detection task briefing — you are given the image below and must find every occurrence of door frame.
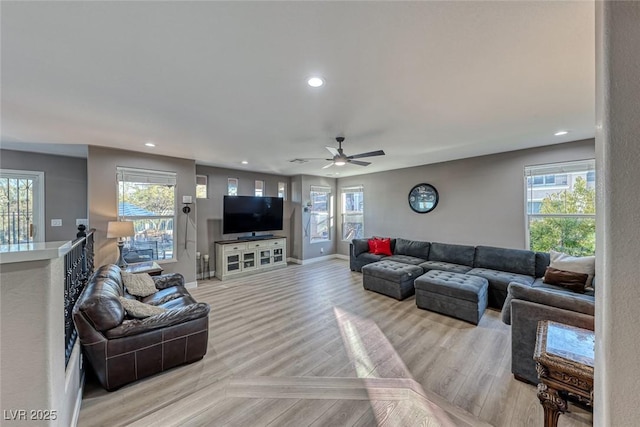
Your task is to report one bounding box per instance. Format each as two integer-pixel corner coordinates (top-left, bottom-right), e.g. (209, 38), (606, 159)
(0, 169), (45, 242)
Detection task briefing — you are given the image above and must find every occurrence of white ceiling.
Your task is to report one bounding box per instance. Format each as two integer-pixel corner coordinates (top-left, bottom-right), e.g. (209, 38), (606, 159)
(1, 1), (595, 178)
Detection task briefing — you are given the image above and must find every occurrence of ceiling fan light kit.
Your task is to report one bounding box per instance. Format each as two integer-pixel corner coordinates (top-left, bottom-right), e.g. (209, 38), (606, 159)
(321, 136), (385, 168)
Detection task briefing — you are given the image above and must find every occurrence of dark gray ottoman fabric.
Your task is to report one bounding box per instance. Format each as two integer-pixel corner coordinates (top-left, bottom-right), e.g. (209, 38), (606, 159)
(466, 268), (535, 308)
(414, 270), (489, 325)
(362, 260), (424, 300)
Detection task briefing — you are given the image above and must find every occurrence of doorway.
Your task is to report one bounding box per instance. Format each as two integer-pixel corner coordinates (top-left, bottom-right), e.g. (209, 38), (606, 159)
(0, 169), (45, 243)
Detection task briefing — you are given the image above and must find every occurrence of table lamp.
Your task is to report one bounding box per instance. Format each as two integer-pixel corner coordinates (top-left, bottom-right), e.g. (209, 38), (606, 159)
(107, 221), (135, 268)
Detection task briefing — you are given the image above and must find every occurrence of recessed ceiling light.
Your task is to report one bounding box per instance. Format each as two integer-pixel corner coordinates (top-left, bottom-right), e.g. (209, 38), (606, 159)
(307, 77), (324, 88)
(145, 142), (156, 147)
(554, 131), (569, 136)
(241, 160), (248, 165)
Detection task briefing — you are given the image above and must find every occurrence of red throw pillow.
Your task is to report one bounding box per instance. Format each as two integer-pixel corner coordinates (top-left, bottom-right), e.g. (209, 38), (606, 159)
(374, 237), (393, 256)
(368, 238), (379, 253)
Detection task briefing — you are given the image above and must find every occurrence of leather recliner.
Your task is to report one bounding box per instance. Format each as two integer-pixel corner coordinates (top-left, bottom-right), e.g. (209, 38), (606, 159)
(73, 264), (209, 391)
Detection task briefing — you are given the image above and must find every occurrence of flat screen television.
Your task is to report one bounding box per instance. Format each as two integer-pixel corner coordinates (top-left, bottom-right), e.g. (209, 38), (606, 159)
(223, 195), (284, 235)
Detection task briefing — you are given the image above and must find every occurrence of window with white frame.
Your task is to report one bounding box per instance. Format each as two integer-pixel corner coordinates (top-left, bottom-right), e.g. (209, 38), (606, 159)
(255, 180), (264, 197)
(278, 181), (287, 200)
(228, 178), (238, 196)
(525, 159), (595, 256)
(341, 185), (364, 240)
(196, 174), (208, 199)
(309, 186), (331, 243)
(117, 167), (176, 262)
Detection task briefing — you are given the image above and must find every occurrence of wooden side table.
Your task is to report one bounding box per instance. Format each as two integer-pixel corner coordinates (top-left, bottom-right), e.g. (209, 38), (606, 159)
(534, 320), (594, 427)
(123, 261), (164, 276)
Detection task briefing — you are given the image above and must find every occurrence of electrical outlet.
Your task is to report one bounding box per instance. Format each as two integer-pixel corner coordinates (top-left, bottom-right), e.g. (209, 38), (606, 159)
(76, 218), (88, 226)
(320, 247), (324, 254)
(51, 219), (62, 227)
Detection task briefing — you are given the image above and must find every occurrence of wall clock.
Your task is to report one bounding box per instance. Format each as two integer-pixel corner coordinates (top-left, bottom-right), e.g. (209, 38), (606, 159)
(408, 183), (439, 213)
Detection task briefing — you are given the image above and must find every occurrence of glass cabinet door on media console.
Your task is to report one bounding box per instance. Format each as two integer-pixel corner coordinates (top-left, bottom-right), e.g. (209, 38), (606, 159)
(215, 237), (287, 280)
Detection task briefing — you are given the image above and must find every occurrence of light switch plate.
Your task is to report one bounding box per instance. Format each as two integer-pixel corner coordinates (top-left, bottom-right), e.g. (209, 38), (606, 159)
(76, 218), (88, 226)
(51, 219), (62, 227)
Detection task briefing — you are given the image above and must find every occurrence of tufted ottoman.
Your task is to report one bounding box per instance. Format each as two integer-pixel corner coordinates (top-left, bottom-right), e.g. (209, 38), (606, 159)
(414, 270), (489, 324)
(362, 260), (424, 300)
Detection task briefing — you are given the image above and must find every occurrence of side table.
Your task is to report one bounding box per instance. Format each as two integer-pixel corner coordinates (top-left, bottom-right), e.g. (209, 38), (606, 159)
(533, 320), (594, 427)
(123, 261), (164, 276)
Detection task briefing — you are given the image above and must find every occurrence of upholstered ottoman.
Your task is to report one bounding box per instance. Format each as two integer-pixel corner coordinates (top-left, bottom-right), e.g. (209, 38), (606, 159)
(362, 260), (424, 300)
(414, 270), (489, 324)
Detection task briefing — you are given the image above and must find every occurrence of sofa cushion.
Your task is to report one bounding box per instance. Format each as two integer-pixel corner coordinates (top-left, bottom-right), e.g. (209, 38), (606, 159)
(535, 252), (551, 278)
(394, 238), (430, 259)
(419, 260), (472, 274)
(77, 277), (125, 331)
(142, 286), (190, 305)
(474, 246), (536, 277)
(386, 254), (426, 265)
(352, 239), (370, 257)
(121, 271), (157, 297)
(466, 267), (535, 292)
(118, 296), (167, 318)
(549, 250), (595, 288)
(428, 242), (475, 266)
(356, 252), (387, 264)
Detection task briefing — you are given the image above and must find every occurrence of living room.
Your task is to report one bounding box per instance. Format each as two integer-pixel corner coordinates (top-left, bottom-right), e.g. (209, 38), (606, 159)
(1, 1), (638, 426)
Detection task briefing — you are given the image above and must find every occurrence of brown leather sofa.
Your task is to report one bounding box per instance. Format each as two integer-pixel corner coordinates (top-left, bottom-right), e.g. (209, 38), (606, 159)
(73, 264), (209, 391)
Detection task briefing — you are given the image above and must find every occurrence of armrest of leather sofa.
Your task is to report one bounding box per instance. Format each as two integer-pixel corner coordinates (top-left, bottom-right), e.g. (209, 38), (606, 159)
(501, 282), (595, 325)
(153, 272), (185, 290)
(104, 302), (210, 339)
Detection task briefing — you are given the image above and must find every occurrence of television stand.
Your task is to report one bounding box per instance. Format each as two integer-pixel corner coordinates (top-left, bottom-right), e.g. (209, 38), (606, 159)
(215, 236), (286, 280)
(240, 233), (274, 241)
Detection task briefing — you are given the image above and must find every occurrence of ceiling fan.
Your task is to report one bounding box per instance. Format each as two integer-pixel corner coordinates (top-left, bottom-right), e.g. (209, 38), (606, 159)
(293, 137), (385, 168)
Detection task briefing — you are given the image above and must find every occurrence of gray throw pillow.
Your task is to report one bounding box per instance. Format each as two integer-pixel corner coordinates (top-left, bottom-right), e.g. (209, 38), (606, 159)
(118, 296), (166, 318)
(121, 271), (157, 297)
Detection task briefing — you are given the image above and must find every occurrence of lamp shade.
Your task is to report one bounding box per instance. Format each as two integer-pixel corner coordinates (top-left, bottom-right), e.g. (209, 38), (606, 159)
(106, 221), (135, 239)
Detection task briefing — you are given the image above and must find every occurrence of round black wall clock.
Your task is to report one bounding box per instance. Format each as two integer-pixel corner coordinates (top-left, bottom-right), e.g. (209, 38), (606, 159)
(408, 183), (439, 213)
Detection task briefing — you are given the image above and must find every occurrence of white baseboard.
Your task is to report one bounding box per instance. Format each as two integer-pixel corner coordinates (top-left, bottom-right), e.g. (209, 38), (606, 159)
(287, 254), (347, 265)
(185, 281), (198, 289)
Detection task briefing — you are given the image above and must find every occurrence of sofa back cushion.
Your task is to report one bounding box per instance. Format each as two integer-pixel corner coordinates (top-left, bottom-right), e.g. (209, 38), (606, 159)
(395, 238), (430, 259)
(93, 264), (124, 284)
(77, 277), (125, 332)
(474, 245), (536, 276)
(352, 239), (370, 257)
(428, 242), (475, 266)
(535, 252), (551, 278)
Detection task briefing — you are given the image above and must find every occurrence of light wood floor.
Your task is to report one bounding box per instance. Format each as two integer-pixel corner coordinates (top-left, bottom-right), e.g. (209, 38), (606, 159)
(78, 259), (592, 426)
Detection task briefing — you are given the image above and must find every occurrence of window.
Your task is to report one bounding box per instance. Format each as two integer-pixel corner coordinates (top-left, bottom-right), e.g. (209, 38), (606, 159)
(117, 167), (176, 261)
(278, 181), (287, 200)
(196, 175), (208, 199)
(255, 180), (264, 197)
(525, 160), (595, 256)
(341, 185), (364, 240)
(0, 169), (45, 243)
(309, 186), (331, 243)
(228, 178), (238, 196)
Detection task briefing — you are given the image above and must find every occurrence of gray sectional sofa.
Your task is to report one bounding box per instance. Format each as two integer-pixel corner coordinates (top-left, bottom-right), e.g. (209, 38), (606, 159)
(350, 236), (595, 384)
(350, 237), (549, 308)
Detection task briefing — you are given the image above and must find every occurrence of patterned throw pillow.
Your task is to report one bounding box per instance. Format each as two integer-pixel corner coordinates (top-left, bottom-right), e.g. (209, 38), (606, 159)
(121, 271), (157, 297)
(118, 296), (166, 318)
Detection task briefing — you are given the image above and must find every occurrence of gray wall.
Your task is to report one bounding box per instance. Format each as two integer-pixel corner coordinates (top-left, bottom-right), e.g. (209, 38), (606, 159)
(0, 149), (87, 241)
(194, 165), (293, 262)
(335, 139), (595, 255)
(87, 146), (197, 284)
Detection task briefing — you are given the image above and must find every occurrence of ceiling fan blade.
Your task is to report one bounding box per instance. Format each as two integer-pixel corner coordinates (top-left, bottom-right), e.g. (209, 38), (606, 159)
(349, 159), (371, 166)
(322, 163), (335, 169)
(325, 146), (340, 157)
(348, 150), (385, 159)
